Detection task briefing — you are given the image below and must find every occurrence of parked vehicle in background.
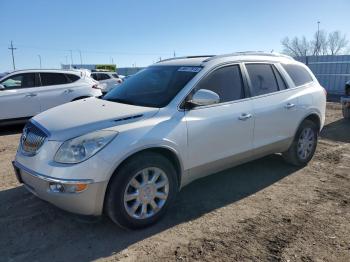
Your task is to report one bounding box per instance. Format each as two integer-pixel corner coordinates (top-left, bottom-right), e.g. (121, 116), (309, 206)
(0, 69), (102, 124)
(341, 80), (350, 119)
(0, 72), (9, 79)
(13, 52), (326, 229)
(90, 71), (122, 94)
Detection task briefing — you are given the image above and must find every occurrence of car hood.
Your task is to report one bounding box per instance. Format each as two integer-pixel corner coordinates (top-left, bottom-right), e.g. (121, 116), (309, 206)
(32, 98), (159, 141)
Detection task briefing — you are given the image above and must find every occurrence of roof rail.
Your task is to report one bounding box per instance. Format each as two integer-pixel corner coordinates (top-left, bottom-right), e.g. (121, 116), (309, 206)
(202, 51), (294, 62)
(157, 55), (215, 63)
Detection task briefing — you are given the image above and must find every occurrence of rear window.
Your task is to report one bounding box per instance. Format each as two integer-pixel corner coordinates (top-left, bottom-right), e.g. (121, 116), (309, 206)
(282, 64), (313, 86)
(40, 73), (70, 86)
(112, 74), (119, 78)
(65, 74), (80, 82)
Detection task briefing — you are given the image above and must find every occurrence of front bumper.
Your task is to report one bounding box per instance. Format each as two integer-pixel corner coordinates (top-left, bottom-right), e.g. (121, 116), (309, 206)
(12, 161), (108, 216)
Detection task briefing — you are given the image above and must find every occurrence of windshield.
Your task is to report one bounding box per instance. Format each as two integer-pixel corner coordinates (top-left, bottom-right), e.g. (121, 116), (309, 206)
(103, 66), (201, 107)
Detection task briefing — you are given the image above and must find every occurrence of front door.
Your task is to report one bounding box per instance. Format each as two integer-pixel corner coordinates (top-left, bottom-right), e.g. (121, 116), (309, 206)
(0, 73), (41, 120)
(185, 64), (254, 181)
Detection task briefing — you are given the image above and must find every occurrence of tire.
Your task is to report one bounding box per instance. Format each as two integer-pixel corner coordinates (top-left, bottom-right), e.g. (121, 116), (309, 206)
(282, 120), (318, 166)
(105, 152), (178, 229)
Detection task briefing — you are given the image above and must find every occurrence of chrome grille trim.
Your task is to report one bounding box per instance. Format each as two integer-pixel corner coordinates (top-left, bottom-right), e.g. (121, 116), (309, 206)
(21, 122), (48, 156)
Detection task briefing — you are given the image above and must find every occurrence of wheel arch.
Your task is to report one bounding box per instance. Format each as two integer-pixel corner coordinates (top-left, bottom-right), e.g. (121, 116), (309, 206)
(102, 146), (183, 214)
(296, 112), (322, 135)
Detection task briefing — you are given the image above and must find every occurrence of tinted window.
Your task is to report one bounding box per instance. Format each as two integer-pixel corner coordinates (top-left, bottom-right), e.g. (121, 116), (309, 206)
(112, 74), (119, 78)
(246, 64), (279, 96)
(40, 73), (69, 86)
(99, 74), (111, 80)
(91, 74), (98, 80)
(0, 73), (37, 89)
(195, 65), (244, 103)
(282, 64), (313, 86)
(65, 74), (80, 82)
(272, 66), (287, 90)
(104, 66), (199, 107)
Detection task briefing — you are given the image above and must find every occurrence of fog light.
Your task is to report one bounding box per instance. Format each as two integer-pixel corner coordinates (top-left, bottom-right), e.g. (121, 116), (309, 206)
(49, 182), (88, 193)
(49, 182), (65, 193)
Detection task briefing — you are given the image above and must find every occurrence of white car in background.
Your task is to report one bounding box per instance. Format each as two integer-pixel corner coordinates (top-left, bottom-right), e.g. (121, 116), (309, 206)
(90, 72), (122, 94)
(0, 69), (102, 124)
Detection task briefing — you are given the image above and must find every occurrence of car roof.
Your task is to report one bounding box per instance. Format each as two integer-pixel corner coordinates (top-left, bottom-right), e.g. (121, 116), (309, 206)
(154, 52), (295, 67)
(6, 69), (83, 75)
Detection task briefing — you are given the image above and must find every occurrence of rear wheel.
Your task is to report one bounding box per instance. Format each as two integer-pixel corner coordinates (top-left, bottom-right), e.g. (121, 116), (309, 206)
(105, 152), (178, 229)
(283, 120), (318, 166)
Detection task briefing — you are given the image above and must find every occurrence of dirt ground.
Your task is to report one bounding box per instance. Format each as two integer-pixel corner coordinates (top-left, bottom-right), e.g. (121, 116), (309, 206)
(0, 102), (349, 262)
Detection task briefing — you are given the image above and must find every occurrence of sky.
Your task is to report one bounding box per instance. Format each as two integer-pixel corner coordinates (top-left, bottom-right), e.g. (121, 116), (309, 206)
(0, 0), (349, 72)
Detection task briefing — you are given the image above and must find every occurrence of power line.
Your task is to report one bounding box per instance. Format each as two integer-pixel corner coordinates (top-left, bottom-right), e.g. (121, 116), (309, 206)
(8, 40), (17, 70)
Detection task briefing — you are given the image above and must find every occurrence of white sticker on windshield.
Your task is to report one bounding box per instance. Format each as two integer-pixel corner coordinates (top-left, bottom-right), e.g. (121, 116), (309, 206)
(178, 67), (202, 73)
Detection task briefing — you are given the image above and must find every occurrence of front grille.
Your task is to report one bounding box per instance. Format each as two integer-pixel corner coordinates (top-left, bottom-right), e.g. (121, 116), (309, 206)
(21, 122), (47, 155)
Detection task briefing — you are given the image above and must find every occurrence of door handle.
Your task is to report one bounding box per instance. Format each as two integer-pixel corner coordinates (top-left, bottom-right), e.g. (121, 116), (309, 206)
(64, 89), (74, 94)
(25, 93), (37, 97)
(285, 103), (295, 109)
(238, 113), (252, 121)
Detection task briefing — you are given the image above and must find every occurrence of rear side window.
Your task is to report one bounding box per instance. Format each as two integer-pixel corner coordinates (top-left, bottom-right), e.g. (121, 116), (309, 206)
(196, 65), (245, 103)
(112, 74), (119, 78)
(246, 64), (279, 96)
(40, 73), (69, 86)
(99, 74), (111, 80)
(282, 64), (313, 86)
(65, 74), (80, 82)
(91, 74), (98, 80)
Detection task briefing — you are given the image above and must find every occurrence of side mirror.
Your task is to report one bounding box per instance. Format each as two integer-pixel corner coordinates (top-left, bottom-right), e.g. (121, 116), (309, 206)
(0, 84), (5, 90)
(187, 89), (220, 107)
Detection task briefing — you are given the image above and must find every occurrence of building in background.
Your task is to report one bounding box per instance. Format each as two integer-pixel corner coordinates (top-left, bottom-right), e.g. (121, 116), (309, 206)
(295, 55), (350, 95)
(60, 64), (144, 76)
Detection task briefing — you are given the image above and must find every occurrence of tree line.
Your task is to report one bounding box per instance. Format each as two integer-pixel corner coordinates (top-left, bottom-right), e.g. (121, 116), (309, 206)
(281, 30), (348, 57)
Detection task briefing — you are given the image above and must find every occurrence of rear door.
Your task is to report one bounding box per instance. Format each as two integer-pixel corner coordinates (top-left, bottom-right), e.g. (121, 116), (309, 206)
(185, 64), (254, 179)
(38, 72), (77, 111)
(0, 73), (41, 120)
(244, 63), (303, 155)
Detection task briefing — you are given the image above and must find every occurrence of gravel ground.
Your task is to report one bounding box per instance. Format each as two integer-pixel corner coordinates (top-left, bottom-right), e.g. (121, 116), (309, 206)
(0, 102), (349, 262)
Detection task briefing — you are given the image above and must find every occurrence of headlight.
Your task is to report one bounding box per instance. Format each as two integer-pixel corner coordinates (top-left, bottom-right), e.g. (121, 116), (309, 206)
(54, 130), (118, 164)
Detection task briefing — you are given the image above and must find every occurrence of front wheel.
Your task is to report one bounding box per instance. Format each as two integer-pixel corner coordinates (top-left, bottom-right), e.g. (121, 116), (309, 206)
(283, 120), (318, 166)
(105, 152), (178, 229)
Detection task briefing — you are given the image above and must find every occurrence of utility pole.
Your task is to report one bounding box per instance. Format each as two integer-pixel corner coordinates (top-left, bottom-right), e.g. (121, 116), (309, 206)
(79, 50), (83, 68)
(173, 50), (176, 57)
(69, 50), (74, 68)
(316, 21), (320, 56)
(38, 55), (42, 69)
(8, 40), (17, 70)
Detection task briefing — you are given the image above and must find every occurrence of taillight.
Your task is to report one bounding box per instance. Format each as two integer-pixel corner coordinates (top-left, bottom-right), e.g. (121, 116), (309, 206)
(322, 87), (327, 97)
(117, 79), (122, 83)
(92, 84), (101, 89)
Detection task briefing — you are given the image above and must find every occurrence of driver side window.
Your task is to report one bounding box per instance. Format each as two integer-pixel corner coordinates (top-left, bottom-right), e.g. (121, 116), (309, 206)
(0, 73), (37, 90)
(195, 65), (245, 103)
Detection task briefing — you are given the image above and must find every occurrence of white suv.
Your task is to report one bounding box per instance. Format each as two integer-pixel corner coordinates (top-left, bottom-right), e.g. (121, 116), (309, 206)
(13, 53), (326, 229)
(90, 71), (122, 94)
(0, 69), (102, 124)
